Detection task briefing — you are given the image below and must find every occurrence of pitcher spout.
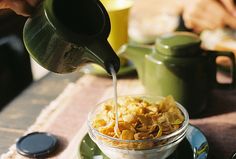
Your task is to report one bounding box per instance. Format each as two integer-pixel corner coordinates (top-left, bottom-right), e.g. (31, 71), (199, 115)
(83, 38), (120, 74)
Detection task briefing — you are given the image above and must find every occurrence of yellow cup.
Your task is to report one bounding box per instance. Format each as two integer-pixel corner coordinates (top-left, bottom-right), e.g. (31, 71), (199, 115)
(101, 0), (133, 52)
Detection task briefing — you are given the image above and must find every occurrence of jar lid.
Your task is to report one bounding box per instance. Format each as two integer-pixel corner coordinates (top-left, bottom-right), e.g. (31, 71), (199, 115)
(155, 32), (201, 57)
(16, 132), (58, 158)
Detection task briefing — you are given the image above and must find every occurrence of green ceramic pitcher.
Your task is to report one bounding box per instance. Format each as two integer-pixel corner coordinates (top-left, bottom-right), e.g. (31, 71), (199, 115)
(23, 0), (120, 74)
(120, 32), (236, 117)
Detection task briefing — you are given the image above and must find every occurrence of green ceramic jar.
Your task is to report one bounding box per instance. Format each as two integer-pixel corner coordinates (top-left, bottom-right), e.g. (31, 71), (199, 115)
(121, 32), (236, 117)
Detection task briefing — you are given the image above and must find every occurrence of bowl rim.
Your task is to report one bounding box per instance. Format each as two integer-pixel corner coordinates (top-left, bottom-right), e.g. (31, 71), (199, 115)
(87, 95), (189, 143)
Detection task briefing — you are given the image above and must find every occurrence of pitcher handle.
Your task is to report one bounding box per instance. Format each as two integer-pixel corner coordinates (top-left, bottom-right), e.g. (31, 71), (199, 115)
(207, 50), (236, 89)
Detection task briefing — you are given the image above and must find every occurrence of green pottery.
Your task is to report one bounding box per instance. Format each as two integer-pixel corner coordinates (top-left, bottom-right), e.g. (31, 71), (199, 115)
(120, 32), (236, 117)
(23, 0), (120, 74)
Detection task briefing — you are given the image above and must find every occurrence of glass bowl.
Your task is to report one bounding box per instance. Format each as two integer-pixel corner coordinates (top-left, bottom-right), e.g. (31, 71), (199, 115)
(88, 95), (189, 159)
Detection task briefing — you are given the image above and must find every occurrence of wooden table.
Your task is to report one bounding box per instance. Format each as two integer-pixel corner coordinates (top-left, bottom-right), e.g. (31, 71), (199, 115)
(0, 71), (81, 155)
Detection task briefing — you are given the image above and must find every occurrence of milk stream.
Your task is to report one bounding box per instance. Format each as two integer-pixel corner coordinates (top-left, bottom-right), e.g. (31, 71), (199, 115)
(110, 65), (120, 136)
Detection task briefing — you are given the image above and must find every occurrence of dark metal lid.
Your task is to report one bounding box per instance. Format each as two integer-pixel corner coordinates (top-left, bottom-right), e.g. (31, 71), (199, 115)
(16, 132), (58, 158)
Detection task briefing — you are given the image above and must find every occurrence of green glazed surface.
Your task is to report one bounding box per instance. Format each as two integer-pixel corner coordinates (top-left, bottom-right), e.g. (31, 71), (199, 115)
(144, 53), (208, 116)
(155, 32), (201, 57)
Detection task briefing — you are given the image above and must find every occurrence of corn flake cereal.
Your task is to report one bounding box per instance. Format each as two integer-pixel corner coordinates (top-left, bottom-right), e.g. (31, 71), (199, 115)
(92, 96), (185, 149)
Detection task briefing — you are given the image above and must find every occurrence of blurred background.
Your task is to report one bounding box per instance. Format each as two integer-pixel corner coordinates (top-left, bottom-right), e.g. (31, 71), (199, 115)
(0, 9), (49, 110)
(0, 9), (32, 109)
